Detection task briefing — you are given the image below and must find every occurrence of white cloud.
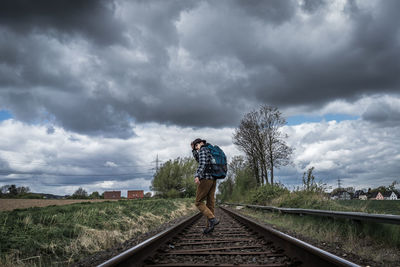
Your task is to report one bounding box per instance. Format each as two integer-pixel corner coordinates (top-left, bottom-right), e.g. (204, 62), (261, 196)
(282, 119), (400, 189)
(0, 119), (239, 195)
(1, 107), (399, 195)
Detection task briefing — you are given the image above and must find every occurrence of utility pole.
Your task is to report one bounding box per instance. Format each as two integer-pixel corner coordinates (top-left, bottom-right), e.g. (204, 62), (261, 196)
(152, 155), (162, 173)
(155, 154), (159, 173)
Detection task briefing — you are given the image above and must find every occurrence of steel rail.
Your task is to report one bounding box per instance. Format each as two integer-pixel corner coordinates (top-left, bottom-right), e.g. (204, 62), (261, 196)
(226, 203), (400, 225)
(220, 206), (360, 267)
(98, 207), (361, 267)
(97, 212), (202, 267)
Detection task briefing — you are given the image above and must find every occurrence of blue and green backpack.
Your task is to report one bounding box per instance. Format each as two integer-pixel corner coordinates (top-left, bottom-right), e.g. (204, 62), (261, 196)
(206, 144), (228, 179)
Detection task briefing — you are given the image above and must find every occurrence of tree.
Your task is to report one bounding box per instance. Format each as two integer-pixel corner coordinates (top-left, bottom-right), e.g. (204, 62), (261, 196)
(16, 186), (30, 194)
(260, 106), (293, 184)
(388, 181), (398, 192)
(8, 185), (18, 196)
(233, 111), (269, 185)
(89, 191), (100, 199)
(217, 156), (257, 202)
(233, 105), (293, 185)
(0, 185), (10, 196)
(217, 177), (234, 202)
(218, 156), (246, 202)
(302, 167), (316, 191)
(144, 192), (152, 198)
(151, 157), (197, 198)
(72, 187), (88, 199)
(301, 167), (327, 193)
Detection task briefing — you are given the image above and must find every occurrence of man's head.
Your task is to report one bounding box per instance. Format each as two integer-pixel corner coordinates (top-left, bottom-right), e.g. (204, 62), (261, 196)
(192, 138), (206, 151)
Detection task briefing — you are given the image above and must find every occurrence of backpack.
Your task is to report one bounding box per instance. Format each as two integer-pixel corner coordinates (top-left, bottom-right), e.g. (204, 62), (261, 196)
(206, 144), (228, 179)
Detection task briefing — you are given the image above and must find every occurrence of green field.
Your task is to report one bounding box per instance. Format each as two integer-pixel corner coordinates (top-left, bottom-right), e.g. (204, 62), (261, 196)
(334, 200), (400, 215)
(240, 205), (400, 267)
(258, 191), (400, 215)
(0, 198), (197, 266)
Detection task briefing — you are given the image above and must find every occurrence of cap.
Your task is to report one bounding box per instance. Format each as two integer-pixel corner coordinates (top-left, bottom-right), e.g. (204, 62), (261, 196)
(192, 138), (206, 147)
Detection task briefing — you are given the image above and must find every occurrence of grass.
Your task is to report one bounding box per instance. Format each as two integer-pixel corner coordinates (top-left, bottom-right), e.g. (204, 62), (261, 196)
(0, 198), (197, 267)
(225, 188), (400, 265)
(335, 200), (400, 215)
(239, 207), (400, 266)
(246, 189), (400, 215)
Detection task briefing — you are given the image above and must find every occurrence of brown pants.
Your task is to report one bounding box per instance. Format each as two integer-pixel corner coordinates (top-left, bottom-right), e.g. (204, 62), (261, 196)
(195, 179), (216, 220)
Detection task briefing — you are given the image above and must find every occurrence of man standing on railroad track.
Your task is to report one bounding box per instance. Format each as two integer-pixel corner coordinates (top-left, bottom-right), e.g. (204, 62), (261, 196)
(192, 138), (219, 234)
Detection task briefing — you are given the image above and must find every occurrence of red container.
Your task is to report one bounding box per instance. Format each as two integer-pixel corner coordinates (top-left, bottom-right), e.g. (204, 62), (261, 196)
(104, 191), (121, 200)
(127, 190), (144, 199)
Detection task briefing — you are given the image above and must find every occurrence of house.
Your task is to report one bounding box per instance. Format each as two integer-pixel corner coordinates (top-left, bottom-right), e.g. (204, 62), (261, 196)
(330, 190), (352, 200)
(359, 194), (368, 200)
(104, 191), (121, 200)
(354, 190), (368, 199)
(383, 191), (398, 200)
(128, 190), (144, 199)
(369, 192), (384, 200)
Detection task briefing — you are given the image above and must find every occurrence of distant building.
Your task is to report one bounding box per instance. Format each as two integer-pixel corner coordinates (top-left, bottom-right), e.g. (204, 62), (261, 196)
(359, 194), (368, 200)
(128, 190), (144, 199)
(330, 190), (352, 200)
(354, 190), (365, 199)
(383, 191), (398, 200)
(369, 192), (384, 200)
(104, 191), (121, 200)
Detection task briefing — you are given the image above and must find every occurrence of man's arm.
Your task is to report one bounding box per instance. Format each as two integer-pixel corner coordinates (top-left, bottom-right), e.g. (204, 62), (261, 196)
(195, 148), (207, 179)
(192, 149), (199, 162)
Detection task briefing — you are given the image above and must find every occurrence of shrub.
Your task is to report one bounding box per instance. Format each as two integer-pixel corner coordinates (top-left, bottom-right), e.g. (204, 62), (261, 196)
(248, 183), (289, 205)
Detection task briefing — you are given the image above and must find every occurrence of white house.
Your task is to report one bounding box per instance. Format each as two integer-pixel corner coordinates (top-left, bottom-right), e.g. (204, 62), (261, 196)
(383, 191), (398, 200)
(359, 194), (368, 200)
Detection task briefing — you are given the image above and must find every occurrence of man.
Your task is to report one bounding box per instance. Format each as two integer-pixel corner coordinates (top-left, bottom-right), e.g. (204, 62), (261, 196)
(192, 138), (219, 234)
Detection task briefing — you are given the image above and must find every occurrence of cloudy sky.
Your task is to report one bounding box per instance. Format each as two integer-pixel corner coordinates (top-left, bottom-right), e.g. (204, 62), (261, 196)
(1, 0), (399, 196)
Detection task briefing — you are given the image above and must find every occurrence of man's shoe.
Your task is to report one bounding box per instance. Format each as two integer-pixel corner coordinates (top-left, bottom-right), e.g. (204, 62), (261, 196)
(203, 218), (219, 234)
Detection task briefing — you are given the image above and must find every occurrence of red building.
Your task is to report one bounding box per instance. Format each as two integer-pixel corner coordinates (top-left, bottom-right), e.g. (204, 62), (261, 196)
(128, 190), (144, 199)
(370, 192), (384, 200)
(104, 191), (121, 200)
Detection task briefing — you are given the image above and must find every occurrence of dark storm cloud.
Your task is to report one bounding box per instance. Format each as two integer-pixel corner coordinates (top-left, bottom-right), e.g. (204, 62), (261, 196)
(362, 103), (400, 127)
(0, 0), (126, 46)
(239, 0), (400, 107)
(301, 0), (327, 13)
(236, 0), (295, 24)
(0, 0), (400, 138)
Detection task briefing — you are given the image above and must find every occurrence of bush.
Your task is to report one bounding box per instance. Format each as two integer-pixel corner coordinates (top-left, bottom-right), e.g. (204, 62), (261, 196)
(248, 183), (289, 205)
(165, 189), (181, 198)
(272, 191), (327, 208)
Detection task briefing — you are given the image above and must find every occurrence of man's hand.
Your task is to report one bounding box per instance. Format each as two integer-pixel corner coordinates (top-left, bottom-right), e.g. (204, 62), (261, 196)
(194, 177), (200, 185)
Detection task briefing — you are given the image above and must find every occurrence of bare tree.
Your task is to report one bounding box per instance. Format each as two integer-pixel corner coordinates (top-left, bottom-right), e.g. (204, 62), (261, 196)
(233, 105), (293, 185)
(260, 106), (293, 184)
(0, 185), (10, 195)
(72, 187), (88, 199)
(233, 111), (269, 185)
(17, 186), (30, 194)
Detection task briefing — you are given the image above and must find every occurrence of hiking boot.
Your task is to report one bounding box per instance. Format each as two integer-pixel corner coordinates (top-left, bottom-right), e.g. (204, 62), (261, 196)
(203, 218), (219, 234)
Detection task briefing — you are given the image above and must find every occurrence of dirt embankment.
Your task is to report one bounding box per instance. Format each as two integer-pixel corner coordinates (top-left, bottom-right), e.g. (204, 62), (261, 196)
(0, 199), (117, 211)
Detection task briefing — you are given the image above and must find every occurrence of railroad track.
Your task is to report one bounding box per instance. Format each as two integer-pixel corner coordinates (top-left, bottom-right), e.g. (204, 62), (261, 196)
(98, 206), (360, 267)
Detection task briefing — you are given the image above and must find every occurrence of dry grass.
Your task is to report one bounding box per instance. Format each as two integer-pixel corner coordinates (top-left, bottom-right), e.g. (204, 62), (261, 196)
(0, 199), (117, 211)
(0, 198), (198, 267)
(240, 208), (400, 266)
(64, 201), (197, 265)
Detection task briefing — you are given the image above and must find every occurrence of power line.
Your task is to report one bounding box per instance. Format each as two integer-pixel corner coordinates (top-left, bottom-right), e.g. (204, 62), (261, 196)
(0, 170), (153, 177)
(0, 158), (153, 168)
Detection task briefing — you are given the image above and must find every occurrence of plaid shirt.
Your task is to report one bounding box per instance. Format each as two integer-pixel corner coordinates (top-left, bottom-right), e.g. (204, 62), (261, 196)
(195, 145), (214, 180)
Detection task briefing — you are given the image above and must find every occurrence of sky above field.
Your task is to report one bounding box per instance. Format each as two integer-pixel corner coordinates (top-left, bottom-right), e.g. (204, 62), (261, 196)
(1, 0), (399, 196)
